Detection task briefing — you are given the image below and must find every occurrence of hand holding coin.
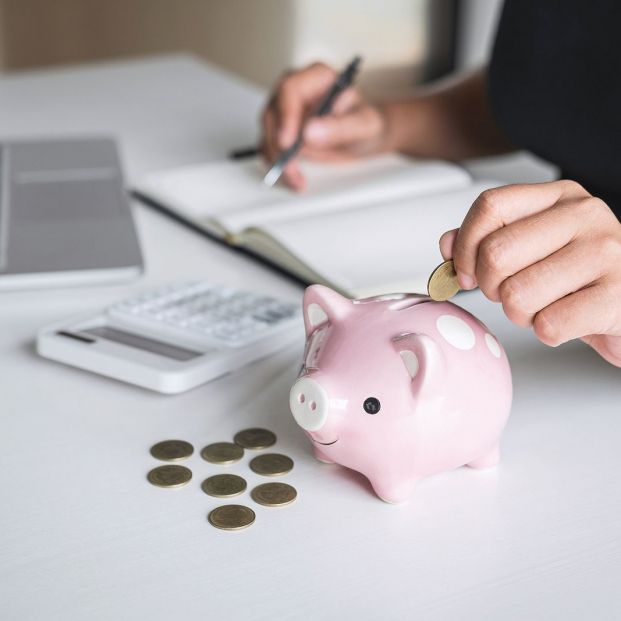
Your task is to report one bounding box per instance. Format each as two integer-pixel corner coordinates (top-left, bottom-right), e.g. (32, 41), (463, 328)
(438, 182), (621, 367)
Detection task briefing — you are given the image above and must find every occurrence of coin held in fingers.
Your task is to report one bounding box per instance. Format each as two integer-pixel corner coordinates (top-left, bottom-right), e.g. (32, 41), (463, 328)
(427, 259), (460, 301)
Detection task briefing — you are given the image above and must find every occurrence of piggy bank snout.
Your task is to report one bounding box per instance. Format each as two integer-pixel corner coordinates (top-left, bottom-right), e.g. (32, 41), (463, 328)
(290, 377), (329, 431)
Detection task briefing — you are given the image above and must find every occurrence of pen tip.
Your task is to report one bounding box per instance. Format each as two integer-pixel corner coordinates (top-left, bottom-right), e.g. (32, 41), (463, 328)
(263, 165), (282, 187)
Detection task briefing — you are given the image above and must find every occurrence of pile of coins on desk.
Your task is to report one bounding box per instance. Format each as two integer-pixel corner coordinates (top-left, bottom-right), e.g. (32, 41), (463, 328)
(147, 429), (297, 531)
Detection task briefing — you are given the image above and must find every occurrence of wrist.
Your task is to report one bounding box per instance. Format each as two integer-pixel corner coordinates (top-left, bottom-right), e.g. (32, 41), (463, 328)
(378, 96), (447, 157)
(378, 100), (416, 153)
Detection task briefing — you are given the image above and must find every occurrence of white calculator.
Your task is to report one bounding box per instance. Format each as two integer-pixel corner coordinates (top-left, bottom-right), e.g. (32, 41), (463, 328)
(37, 281), (302, 394)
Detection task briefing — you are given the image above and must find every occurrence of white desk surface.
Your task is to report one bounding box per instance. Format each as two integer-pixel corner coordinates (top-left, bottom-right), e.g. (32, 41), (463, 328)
(1, 55), (619, 621)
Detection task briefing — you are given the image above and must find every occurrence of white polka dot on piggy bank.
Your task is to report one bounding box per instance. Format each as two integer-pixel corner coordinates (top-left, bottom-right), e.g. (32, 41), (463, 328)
(436, 314), (476, 350)
(290, 285), (512, 504)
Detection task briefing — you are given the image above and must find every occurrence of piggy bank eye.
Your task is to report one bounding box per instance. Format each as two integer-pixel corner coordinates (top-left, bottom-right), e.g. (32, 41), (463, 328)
(363, 397), (381, 414)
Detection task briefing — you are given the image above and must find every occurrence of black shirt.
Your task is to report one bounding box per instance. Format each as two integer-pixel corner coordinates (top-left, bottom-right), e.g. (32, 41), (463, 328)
(488, 0), (621, 217)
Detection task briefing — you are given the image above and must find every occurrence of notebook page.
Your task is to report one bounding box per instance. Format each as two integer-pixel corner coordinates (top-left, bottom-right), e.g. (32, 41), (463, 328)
(137, 158), (285, 219)
(135, 155), (470, 236)
(216, 159), (471, 235)
(249, 181), (495, 298)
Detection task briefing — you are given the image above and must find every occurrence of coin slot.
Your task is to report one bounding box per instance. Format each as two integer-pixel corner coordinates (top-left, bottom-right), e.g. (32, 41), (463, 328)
(389, 297), (429, 311)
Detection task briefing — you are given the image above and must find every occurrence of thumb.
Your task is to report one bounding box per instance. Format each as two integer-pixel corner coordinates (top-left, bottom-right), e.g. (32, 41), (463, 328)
(303, 106), (382, 149)
(581, 334), (621, 367)
(439, 228), (459, 260)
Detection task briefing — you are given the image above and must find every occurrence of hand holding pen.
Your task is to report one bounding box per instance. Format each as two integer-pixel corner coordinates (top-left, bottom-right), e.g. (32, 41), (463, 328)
(260, 58), (391, 191)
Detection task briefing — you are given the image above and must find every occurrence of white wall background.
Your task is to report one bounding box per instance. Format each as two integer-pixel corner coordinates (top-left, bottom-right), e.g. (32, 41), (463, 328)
(0, 0), (505, 95)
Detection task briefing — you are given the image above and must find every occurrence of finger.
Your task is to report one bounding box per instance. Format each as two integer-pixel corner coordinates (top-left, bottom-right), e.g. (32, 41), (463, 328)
(453, 180), (586, 289)
(331, 87), (362, 115)
(276, 82), (303, 149)
(275, 63), (336, 148)
(259, 104), (270, 157)
(261, 107), (280, 163)
(296, 88), (363, 161)
(281, 160), (306, 192)
(303, 105), (383, 149)
(439, 229), (458, 260)
(581, 334), (621, 367)
(498, 239), (606, 327)
(475, 199), (590, 301)
(298, 146), (359, 162)
(533, 282), (617, 347)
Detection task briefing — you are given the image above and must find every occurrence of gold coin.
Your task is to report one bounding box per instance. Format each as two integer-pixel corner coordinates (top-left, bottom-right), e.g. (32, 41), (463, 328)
(147, 465), (192, 488)
(249, 453), (294, 476)
(427, 259), (460, 301)
(200, 442), (244, 465)
(201, 474), (247, 498)
(150, 439), (194, 462)
(251, 482), (297, 507)
(234, 428), (277, 450)
(208, 505), (255, 531)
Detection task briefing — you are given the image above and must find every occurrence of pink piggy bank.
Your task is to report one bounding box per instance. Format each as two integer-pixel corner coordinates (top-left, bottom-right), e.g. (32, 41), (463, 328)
(289, 285), (512, 503)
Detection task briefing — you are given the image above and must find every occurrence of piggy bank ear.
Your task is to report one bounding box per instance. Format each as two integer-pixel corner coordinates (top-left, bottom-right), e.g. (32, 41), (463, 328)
(303, 285), (353, 336)
(392, 333), (445, 391)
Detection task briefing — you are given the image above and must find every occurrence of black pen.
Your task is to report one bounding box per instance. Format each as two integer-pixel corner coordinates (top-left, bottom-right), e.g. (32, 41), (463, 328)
(230, 146), (259, 160)
(263, 55), (362, 187)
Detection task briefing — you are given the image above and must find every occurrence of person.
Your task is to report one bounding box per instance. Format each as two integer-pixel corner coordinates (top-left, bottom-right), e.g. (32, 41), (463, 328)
(260, 1), (621, 368)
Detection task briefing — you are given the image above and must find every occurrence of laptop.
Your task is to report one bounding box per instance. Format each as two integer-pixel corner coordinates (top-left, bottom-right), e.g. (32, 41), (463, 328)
(0, 137), (143, 289)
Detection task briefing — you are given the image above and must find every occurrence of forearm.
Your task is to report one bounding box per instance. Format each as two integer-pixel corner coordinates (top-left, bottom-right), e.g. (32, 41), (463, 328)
(381, 68), (515, 160)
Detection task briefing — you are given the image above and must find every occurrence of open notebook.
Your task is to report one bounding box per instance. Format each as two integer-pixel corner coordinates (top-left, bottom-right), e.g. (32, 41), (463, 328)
(134, 155), (494, 297)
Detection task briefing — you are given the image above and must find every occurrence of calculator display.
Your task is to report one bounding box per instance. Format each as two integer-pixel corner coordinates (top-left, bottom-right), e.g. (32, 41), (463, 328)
(82, 326), (202, 361)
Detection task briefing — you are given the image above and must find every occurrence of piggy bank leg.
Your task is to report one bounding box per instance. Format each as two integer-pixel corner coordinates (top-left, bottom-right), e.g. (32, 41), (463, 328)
(371, 477), (420, 504)
(467, 443), (500, 469)
(313, 447), (335, 464)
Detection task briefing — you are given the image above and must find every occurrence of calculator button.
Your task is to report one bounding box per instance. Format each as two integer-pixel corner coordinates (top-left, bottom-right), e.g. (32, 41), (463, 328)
(107, 281), (300, 349)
